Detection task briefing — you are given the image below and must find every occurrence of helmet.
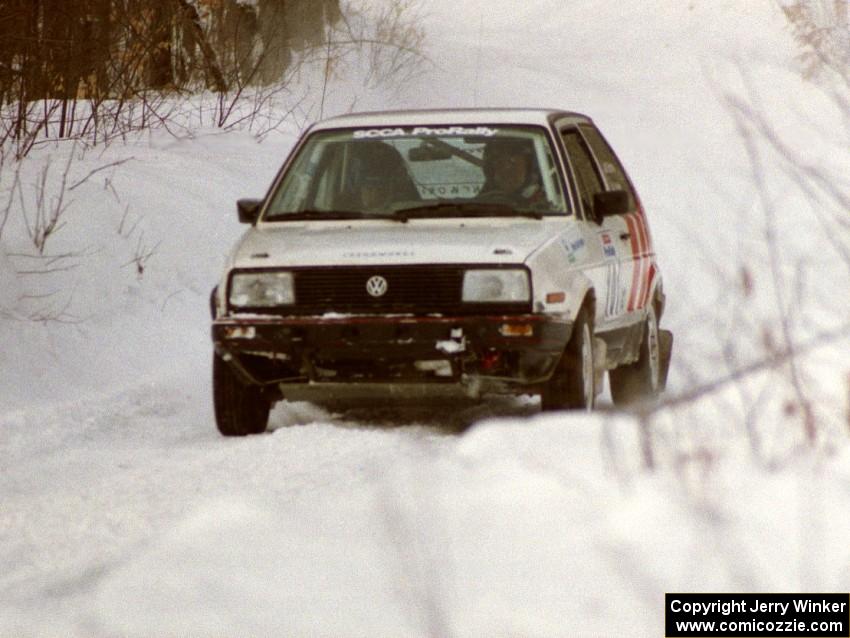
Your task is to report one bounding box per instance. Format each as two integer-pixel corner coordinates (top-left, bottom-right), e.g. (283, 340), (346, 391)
(481, 137), (537, 192)
(348, 141), (419, 202)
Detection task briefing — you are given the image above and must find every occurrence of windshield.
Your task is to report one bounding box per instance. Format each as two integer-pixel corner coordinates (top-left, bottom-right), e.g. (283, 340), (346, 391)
(263, 125), (570, 221)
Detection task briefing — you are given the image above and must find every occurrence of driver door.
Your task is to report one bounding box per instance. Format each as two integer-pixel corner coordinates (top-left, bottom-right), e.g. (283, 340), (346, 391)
(559, 127), (632, 330)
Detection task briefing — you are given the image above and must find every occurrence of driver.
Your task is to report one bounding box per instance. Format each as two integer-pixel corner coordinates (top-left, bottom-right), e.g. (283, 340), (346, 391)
(337, 141), (419, 212)
(359, 174), (392, 210)
(481, 139), (544, 205)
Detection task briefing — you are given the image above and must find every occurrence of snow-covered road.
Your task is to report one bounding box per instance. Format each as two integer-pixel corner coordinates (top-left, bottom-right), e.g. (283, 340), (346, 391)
(2, 375), (639, 636)
(5, 370), (850, 637)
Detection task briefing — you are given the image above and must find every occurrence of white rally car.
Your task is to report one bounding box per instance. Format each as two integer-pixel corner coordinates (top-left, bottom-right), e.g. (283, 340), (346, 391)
(211, 108), (672, 435)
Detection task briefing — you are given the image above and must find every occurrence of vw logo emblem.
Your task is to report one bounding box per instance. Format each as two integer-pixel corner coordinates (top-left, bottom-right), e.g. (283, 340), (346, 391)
(366, 275), (388, 297)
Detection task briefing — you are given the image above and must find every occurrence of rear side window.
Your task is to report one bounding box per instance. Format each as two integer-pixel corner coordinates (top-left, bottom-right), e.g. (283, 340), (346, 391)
(560, 129), (603, 218)
(579, 125), (637, 211)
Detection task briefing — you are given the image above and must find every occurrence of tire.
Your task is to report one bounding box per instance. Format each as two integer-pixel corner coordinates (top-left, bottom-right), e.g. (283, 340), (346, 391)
(609, 302), (661, 407)
(213, 352), (271, 436)
(541, 307), (595, 411)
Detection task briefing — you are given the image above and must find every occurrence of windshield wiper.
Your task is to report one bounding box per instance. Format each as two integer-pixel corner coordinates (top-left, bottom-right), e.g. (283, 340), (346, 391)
(265, 204), (545, 223)
(265, 209), (407, 222)
(393, 202), (544, 221)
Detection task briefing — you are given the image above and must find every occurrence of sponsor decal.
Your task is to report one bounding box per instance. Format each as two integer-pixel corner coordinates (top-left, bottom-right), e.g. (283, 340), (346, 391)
(411, 126), (497, 137)
(559, 228), (586, 264)
(353, 127), (406, 139)
(353, 126), (498, 139)
(600, 232), (616, 259)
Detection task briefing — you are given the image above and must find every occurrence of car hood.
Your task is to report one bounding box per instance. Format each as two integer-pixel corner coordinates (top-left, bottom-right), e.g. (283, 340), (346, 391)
(228, 218), (567, 269)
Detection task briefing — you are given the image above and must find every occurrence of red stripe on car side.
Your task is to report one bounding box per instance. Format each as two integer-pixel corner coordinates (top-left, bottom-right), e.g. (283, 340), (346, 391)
(633, 210), (650, 308)
(625, 213), (641, 312)
(643, 262), (656, 309)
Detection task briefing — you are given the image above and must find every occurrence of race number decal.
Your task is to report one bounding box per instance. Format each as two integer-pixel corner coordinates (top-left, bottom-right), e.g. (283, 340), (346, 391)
(599, 232), (622, 318)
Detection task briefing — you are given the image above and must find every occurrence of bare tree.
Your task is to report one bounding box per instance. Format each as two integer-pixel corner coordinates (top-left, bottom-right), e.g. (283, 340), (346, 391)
(780, 0), (850, 85)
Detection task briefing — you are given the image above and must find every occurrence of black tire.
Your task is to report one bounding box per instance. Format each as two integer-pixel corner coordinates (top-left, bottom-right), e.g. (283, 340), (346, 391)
(541, 307), (595, 411)
(213, 352), (271, 436)
(609, 302), (661, 407)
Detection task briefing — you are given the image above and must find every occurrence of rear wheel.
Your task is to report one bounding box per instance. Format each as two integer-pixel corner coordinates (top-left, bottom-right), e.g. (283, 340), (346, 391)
(609, 302), (661, 407)
(213, 352), (271, 436)
(541, 307), (595, 411)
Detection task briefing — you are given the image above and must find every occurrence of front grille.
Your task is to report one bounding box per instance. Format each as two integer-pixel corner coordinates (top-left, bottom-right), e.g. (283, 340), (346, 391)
(285, 265), (529, 316)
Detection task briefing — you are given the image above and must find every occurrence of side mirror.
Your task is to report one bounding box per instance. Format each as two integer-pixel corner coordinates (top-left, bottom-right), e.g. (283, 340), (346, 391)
(593, 190), (629, 218)
(237, 198), (262, 224)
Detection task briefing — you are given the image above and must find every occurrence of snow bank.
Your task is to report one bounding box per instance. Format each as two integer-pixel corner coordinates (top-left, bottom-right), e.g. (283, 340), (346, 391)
(4, 410), (849, 636)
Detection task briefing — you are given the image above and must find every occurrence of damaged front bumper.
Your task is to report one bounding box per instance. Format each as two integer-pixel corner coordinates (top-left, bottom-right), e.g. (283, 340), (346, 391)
(212, 313), (572, 400)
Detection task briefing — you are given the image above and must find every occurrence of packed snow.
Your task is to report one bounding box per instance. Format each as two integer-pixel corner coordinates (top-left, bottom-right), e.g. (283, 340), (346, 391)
(2, 1), (850, 636)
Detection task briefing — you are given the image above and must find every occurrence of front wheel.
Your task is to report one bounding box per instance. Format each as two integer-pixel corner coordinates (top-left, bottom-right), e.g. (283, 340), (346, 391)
(213, 352), (271, 436)
(541, 307), (595, 411)
(609, 302), (661, 407)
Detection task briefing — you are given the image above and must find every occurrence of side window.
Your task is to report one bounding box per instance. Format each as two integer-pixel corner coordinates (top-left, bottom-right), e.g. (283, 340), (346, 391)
(560, 129), (603, 218)
(580, 125), (636, 211)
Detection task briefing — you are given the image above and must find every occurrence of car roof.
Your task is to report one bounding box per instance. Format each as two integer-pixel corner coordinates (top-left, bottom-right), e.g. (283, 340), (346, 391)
(310, 108), (592, 131)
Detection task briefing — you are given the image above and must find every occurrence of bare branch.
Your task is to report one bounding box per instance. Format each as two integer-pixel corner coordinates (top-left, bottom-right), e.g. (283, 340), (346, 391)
(68, 158), (134, 191)
(649, 323), (850, 415)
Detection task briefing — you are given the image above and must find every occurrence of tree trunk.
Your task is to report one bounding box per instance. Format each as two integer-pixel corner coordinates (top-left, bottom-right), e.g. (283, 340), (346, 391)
(175, 0), (227, 92)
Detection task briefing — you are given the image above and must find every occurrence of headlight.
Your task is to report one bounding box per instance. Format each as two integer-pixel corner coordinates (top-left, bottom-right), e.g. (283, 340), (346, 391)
(462, 269), (530, 303)
(229, 271), (294, 307)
